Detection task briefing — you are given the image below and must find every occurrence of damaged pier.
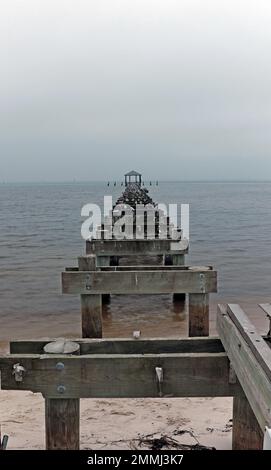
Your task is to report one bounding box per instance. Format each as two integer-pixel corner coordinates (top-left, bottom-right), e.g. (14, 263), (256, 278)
(0, 172), (270, 450)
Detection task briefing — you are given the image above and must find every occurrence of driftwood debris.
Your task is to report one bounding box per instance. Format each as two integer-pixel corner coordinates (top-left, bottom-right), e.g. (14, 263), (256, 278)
(137, 430), (215, 451)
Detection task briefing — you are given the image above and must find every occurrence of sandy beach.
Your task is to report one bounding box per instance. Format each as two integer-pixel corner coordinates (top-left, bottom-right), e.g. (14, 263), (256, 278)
(0, 391), (233, 450)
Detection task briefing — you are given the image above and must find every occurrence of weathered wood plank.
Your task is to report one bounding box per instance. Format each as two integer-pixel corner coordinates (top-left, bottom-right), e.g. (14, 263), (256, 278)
(217, 304), (271, 432)
(232, 394), (264, 450)
(95, 256), (111, 304)
(13, 336), (271, 356)
(189, 294), (209, 337)
(86, 239), (189, 256)
(80, 294), (102, 338)
(45, 398), (80, 450)
(259, 304), (271, 337)
(78, 255), (96, 271)
(225, 304), (270, 449)
(172, 254), (186, 302)
(10, 337), (225, 355)
(66, 265), (213, 273)
(259, 303), (271, 317)
(96, 256), (110, 268)
(172, 254), (185, 265)
(62, 270), (217, 295)
(78, 257), (102, 338)
(0, 352), (239, 399)
(70, 265), (213, 272)
(227, 304), (271, 382)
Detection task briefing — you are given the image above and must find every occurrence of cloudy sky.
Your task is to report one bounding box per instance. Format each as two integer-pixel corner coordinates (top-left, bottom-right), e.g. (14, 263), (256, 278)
(1, 0), (271, 181)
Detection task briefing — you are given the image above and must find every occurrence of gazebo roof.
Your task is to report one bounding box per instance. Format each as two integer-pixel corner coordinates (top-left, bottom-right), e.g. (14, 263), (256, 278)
(124, 170), (141, 177)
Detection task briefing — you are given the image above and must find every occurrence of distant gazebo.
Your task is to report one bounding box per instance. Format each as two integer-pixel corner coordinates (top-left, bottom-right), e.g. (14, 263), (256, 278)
(124, 170), (142, 187)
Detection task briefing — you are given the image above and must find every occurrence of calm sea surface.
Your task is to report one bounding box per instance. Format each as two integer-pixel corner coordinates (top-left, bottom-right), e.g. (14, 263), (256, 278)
(0, 182), (271, 340)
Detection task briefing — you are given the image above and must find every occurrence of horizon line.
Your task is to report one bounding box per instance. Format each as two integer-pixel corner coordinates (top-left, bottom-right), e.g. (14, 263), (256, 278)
(1, 179), (271, 184)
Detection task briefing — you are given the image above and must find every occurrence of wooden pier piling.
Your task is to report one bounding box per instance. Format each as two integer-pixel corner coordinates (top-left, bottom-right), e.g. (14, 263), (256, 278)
(78, 256), (102, 338)
(80, 294), (102, 338)
(217, 304), (270, 450)
(45, 398), (80, 450)
(172, 253), (186, 303)
(232, 394), (264, 450)
(96, 255), (111, 305)
(189, 294), (209, 337)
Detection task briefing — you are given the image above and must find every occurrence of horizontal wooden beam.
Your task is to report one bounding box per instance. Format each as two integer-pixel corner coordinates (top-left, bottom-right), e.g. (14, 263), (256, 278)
(62, 269), (217, 295)
(217, 304), (271, 432)
(66, 265), (213, 273)
(10, 337), (224, 355)
(0, 352), (238, 399)
(86, 239), (189, 256)
(77, 263), (212, 272)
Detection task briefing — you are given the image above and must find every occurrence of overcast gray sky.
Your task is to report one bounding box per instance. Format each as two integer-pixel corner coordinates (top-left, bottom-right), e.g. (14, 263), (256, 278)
(1, 0), (271, 181)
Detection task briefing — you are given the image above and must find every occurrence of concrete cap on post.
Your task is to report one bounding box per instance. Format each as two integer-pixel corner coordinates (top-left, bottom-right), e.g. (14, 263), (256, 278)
(43, 340), (80, 355)
(78, 255), (96, 271)
(188, 266), (212, 271)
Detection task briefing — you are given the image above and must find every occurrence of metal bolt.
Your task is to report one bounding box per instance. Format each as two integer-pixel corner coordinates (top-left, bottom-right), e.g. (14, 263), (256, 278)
(12, 363), (26, 382)
(55, 362), (65, 371)
(57, 385), (66, 394)
(86, 274), (91, 290)
(199, 273), (205, 292)
(155, 367), (164, 397)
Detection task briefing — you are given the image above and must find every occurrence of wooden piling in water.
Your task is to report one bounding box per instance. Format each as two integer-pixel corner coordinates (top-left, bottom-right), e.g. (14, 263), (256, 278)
(172, 253), (186, 302)
(80, 294), (102, 338)
(189, 293), (209, 337)
(78, 256), (102, 338)
(217, 304), (271, 450)
(97, 255), (111, 305)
